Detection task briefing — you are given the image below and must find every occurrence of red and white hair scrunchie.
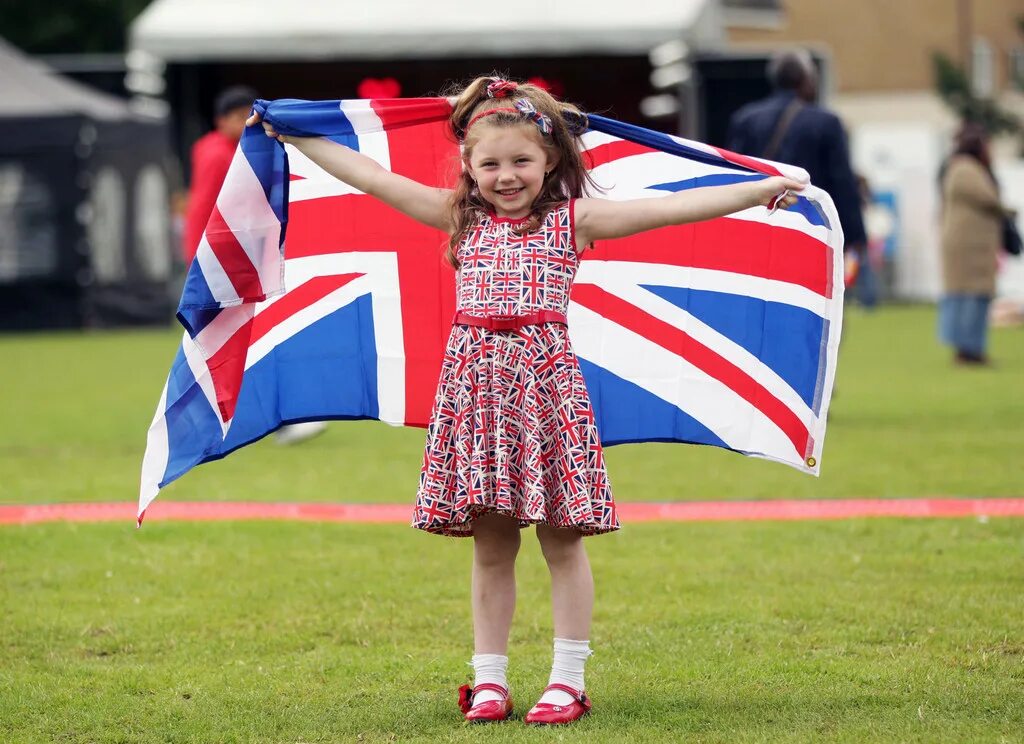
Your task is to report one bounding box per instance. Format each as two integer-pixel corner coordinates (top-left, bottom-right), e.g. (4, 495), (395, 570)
(486, 80), (519, 99)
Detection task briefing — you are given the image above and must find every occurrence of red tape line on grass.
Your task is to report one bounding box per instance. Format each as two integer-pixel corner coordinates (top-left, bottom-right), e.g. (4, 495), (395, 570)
(1, 499), (1024, 526)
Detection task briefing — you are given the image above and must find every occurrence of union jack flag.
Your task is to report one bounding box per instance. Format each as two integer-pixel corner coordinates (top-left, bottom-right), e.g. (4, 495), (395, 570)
(139, 97), (844, 523)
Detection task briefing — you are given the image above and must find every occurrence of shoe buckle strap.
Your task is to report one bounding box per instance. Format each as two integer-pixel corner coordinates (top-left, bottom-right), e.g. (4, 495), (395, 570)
(471, 682), (509, 700)
(543, 682), (587, 704)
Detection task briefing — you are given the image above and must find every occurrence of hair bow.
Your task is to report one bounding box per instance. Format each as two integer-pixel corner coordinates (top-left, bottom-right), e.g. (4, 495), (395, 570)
(486, 80), (519, 99)
(513, 99), (553, 136)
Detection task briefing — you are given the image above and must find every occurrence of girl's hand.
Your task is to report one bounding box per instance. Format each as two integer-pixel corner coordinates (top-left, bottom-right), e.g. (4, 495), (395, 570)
(752, 176), (805, 211)
(245, 110), (289, 143)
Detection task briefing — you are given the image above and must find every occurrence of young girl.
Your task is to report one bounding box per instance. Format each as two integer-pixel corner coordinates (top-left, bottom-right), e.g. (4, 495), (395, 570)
(250, 76), (802, 725)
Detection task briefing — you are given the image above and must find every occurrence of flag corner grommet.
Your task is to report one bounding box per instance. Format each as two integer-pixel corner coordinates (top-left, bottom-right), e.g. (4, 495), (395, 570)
(805, 456), (816, 467)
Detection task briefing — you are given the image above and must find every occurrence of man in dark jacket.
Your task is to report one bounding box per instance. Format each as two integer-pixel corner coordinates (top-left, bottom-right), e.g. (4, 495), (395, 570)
(727, 49), (866, 254)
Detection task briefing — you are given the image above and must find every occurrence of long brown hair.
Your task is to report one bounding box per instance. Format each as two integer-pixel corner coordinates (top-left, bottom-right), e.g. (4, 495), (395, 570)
(443, 75), (597, 268)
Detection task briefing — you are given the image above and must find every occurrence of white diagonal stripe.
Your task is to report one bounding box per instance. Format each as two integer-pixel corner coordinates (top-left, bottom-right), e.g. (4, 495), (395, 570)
(576, 260), (830, 317)
(568, 301), (800, 465)
(194, 234), (241, 305)
(246, 252), (406, 425)
(585, 274), (817, 433)
(216, 149), (285, 298)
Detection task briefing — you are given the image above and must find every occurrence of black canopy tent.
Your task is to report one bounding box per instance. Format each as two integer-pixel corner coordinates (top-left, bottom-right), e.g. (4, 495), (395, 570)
(0, 38), (174, 330)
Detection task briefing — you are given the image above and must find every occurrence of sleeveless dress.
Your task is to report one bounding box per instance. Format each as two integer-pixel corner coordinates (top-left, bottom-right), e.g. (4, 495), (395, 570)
(412, 202), (619, 537)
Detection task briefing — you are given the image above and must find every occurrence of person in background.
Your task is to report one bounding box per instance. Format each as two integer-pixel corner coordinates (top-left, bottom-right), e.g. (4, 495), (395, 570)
(186, 85), (327, 443)
(938, 122), (1014, 366)
(726, 49), (867, 269)
(183, 86), (258, 265)
(853, 173), (880, 308)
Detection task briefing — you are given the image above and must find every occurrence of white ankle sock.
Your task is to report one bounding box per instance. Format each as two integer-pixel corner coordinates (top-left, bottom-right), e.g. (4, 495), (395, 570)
(470, 653), (508, 704)
(539, 638), (591, 706)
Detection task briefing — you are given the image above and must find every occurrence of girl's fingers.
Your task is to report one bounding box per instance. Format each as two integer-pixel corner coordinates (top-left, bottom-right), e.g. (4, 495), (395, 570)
(247, 112), (286, 142)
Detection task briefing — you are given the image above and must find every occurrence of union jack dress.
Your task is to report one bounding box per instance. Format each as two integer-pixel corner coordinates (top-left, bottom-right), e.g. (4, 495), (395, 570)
(412, 201), (619, 537)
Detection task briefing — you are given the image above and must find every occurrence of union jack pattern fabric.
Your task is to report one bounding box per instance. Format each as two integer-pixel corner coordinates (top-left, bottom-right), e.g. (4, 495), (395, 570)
(138, 96), (844, 526)
(414, 204), (618, 536)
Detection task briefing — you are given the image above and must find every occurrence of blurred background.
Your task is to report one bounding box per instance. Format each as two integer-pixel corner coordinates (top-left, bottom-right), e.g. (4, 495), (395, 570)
(1, 0), (1022, 331)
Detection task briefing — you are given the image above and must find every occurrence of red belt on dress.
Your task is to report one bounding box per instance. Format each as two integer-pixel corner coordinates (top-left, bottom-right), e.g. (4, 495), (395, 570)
(453, 310), (568, 331)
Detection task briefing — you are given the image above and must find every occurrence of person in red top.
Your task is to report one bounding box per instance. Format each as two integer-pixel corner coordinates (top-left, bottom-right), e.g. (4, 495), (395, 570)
(182, 86), (258, 264)
(185, 86), (328, 445)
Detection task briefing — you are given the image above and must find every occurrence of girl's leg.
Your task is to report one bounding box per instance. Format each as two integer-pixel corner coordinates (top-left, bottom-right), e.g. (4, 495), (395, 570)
(536, 525), (593, 639)
(535, 525), (594, 706)
(472, 512), (522, 653)
(468, 513), (521, 706)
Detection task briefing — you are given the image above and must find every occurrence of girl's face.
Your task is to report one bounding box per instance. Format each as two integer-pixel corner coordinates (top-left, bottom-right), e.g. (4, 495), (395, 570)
(466, 123), (556, 219)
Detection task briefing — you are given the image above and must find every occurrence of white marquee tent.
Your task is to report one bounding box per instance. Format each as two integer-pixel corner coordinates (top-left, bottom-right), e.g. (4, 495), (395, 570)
(129, 0), (724, 61)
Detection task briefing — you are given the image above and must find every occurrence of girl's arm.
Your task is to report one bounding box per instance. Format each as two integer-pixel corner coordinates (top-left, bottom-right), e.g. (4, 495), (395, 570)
(248, 113), (452, 232)
(574, 176), (805, 246)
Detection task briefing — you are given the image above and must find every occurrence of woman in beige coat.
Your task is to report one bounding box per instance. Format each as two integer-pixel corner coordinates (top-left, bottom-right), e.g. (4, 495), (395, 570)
(939, 124), (1011, 365)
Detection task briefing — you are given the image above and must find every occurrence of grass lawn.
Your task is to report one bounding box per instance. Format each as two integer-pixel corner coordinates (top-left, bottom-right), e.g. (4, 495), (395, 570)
(1, 304), (1023, 742)
(1, 304), (1022, 506)
(2, 519), (1022, 743)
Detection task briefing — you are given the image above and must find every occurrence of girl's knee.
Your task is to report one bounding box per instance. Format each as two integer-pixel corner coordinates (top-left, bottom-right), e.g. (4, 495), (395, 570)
(472, 513), (522, 563)
(536, 524), (584, 563)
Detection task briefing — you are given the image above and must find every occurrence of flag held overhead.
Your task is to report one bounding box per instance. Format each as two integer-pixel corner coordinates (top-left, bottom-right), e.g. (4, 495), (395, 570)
(139, 97), (842, 524)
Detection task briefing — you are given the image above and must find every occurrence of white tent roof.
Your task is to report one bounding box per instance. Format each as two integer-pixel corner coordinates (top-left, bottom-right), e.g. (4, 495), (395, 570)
(130, 0), (723, 62)
(0, 38), (140, 120)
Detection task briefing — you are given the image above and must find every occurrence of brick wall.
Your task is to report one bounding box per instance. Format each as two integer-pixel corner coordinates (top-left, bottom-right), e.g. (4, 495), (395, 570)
(727, 0), (1023, 93)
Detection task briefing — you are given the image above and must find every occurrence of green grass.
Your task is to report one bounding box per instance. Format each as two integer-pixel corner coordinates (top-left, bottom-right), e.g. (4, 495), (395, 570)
(2, 519), (1023, 743)
(1, 305), (1023, 505)
(2, 305), (1023, 742)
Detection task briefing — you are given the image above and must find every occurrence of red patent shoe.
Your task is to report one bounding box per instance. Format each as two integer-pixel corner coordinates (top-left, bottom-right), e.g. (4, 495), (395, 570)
(524, 683), (591, 725)
(457, 682), (513, 723)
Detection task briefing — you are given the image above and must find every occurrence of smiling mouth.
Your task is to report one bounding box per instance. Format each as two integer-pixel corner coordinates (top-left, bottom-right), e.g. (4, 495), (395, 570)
(496, 187), (524, 197)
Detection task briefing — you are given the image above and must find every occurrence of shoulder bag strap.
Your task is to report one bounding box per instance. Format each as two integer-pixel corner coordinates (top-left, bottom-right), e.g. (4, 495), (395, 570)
(762, 98), (805, 161)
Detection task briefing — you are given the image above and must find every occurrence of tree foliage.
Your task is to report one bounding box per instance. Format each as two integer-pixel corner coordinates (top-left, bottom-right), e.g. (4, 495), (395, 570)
(0, 0), (154, 54)
(933, 51), (1019, 137)
(932, 51), (1020, 135)
(931, 14), (1024, 140)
